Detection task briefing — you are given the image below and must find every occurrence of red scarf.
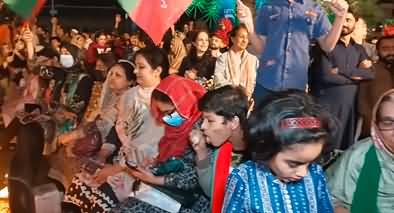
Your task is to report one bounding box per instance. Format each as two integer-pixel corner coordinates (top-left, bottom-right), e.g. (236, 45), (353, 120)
(210, 142), (233, 213)
(152, 75), (206, 163)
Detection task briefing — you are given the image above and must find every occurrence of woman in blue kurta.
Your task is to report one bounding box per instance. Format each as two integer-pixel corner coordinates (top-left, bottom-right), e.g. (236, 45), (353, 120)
(222, 91), (337, 213)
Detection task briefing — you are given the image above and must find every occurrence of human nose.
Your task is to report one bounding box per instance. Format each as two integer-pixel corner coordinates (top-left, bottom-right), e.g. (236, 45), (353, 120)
(201, 119), (208, 130)
(295, 165), (308, 178)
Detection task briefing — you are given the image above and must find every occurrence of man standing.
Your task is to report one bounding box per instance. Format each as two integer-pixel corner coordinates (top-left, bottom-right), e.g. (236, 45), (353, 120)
(359, 35), (394, 137)
(237, 0), (349, 104)
(310, 9), (374, 150)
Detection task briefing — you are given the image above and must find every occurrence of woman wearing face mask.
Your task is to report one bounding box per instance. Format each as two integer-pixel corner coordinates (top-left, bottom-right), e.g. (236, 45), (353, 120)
(55, 43), (94, 126)
(326, 89), (394, 213)
(112, 75), (209, 213)
(222, 91), (337, 213)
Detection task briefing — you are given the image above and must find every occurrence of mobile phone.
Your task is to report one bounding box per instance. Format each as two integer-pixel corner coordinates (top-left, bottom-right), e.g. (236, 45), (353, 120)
(25, 103), (41, 113)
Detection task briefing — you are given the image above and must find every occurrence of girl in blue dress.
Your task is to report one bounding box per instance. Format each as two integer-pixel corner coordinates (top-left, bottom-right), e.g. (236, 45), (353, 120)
(222, 91), (337, 213)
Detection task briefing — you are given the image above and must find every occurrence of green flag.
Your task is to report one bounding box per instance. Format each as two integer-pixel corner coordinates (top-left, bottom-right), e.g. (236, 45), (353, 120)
(4, 0), (46, 19)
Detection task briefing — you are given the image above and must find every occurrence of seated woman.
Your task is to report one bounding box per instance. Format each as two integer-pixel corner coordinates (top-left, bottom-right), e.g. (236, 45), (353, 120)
(48, 60), (137, 190)
(326, 89), (394, 213)
(179, 30), (216, 85)
(62, 47), (169, 213)
(112, 75), (209, 213)
(222, 91), (336, 213)
(189, 85), (250, 213)
(213, 24), (258, 99)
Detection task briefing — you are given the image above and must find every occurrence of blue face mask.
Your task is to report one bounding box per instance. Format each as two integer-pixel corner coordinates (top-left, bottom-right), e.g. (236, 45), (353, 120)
(162, 111), (185, 127)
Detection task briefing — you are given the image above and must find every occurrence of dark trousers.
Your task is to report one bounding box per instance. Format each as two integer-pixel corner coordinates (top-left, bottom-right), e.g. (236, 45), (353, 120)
(252, 84), (275, 108)
(313, 85), (358, 150)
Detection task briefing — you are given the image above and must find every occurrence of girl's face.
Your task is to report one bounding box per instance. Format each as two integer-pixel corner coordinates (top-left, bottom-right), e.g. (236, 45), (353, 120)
(268, 140), (324, 183)
(134, 54), (161, 88)
(192, 32), (209, 54)
(377, 100), (394, 153)
(107, 65), (132, 91)
(15, 39), (25, 51)
(97, 35), (107, 46)
(184, 69), (197, 80)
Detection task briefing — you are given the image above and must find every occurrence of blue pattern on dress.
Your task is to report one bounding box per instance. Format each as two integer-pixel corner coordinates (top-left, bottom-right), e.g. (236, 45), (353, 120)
(222, 161), (333, 213)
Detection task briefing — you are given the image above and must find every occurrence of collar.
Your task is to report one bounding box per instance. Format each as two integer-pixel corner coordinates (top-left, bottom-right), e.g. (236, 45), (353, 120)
(287, 0), (304, 4)
(338, 37), (356, 47)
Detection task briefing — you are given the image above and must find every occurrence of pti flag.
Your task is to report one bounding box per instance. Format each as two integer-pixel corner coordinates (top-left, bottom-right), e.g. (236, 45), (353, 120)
(3, 0), (46, 19)
(118, 0), (192, 45)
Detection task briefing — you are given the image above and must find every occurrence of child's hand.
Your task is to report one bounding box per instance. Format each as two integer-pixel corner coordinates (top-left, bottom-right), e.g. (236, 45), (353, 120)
(189, 129), (208, 160)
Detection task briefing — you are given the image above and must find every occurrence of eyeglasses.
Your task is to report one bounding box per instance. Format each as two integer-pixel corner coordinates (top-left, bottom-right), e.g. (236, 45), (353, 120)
(377, 119), (394, 131)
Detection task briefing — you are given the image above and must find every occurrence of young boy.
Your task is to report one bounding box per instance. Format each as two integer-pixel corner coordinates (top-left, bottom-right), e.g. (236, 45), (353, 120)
(189, 85), (249, 213)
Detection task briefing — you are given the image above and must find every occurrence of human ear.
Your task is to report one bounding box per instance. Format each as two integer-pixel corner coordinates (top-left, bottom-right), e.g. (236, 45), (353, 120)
(230, 116), (241, 130)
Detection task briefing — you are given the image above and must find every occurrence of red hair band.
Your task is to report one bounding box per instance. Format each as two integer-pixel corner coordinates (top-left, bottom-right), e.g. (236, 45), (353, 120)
(280, 117), (321, 129)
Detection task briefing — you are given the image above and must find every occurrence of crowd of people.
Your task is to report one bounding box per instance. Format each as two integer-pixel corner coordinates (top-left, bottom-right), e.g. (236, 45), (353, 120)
(0, 0), (393, 212)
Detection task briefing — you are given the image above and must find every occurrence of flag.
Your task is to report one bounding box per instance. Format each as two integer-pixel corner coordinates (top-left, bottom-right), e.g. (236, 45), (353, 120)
(3, 0), (46, 19)
(119, 0), (193, 45)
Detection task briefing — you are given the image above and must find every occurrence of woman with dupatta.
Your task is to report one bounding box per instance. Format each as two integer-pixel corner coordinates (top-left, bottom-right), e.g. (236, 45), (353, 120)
(63, 47), (167, 213)
(326, 89), (394, 213)
(168, 36), (187, 74)
(213, 24), (258, 99)
(112, 75), (209, 213)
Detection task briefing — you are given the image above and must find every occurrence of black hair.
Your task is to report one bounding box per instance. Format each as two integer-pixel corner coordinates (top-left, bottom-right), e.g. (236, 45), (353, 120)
(151, 89), (172, 104)
(376, 35), (394, 50)
(347, 6), (360, 22)
(50, 36), (61, 43)
(97, 53), (117, 69)
(36, 47), (59, 59)
(199, 85), (249, 131)
(229, 23), (249, 47)
(95, 31), (107, 41)
(189, 59), (215, 79)
(134, 47), (169, 79)
(247, 90), (337, 162)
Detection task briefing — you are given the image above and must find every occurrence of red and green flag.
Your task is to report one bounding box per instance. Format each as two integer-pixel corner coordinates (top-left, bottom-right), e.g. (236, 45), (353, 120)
(3, 0), (46, 19)
(118, 0), (193, 45)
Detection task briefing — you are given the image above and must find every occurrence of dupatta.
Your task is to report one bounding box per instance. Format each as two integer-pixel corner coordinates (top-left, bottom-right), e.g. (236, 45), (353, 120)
(351, 89), (394, 213)
(152, 75), (206, 163)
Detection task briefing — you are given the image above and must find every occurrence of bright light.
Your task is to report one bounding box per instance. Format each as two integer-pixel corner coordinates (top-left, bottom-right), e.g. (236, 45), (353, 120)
(0, 187), (8, 199)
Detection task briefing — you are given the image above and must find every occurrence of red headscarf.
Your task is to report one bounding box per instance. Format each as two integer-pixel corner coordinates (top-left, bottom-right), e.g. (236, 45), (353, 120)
(152, 75), (206, 163)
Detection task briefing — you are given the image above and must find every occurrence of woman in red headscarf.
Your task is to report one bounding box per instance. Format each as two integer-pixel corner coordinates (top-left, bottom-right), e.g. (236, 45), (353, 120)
(112, 75), (210, 213)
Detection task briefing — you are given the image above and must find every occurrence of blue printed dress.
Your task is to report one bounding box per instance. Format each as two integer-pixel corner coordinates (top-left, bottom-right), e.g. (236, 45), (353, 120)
(222, 161), (333, 213)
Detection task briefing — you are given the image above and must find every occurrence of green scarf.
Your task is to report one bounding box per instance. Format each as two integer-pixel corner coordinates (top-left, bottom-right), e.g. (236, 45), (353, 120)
(351, 146), (381, 213)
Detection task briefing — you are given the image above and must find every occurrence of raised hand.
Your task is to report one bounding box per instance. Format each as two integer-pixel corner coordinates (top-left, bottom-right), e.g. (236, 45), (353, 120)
(236, 0), (254, 32)
(327, 0), (349, 17)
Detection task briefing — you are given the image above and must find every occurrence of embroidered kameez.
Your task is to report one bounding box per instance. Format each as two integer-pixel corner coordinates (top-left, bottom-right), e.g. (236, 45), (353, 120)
(222, 161), (333, 213)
